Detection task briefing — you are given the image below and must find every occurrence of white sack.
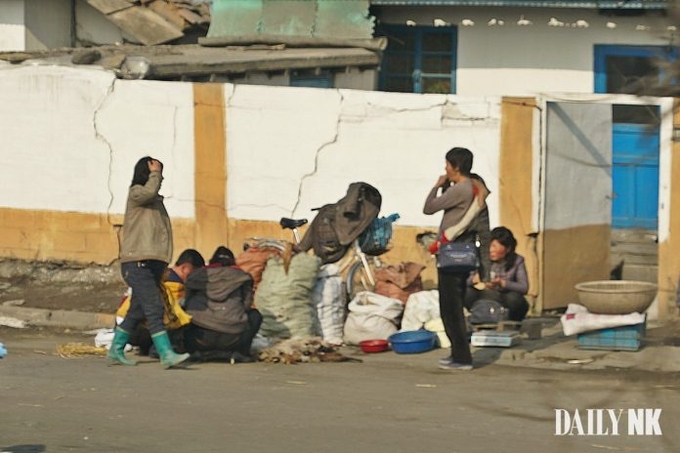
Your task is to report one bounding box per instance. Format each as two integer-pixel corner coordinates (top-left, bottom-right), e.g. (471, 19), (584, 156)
(560, 303), (646, 336)
(343, 291), (404, 345)
(400, 290), (440, 331)
(311, 264), (346, 345)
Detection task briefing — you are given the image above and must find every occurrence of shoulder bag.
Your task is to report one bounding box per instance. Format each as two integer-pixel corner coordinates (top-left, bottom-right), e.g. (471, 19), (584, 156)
(436, 242), (479, 273)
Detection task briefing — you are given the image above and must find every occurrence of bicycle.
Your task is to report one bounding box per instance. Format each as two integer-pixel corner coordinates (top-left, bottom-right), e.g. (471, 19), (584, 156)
(244, 214), (400, 301)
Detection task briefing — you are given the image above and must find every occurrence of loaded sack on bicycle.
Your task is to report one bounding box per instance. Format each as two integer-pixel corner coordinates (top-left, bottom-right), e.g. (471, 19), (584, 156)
(297, 182), (383, 264)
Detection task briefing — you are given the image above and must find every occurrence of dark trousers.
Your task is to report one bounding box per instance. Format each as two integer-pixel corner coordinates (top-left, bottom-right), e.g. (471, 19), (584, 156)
(438, 269), (473, 365)
(119, 260), (167, 335)
(464, 287), (529, 322)
(185, 309), (263, 357)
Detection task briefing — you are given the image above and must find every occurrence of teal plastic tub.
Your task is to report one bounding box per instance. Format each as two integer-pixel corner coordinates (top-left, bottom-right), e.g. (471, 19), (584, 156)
(577, 321), (646, 352)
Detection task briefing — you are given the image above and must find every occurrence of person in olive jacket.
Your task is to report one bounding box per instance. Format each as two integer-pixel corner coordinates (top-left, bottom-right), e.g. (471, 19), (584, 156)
(107, 156), (190, 369)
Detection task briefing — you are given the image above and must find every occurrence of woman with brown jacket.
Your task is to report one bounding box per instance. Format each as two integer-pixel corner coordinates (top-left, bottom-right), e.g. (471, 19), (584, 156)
(108, 156), (190, 369)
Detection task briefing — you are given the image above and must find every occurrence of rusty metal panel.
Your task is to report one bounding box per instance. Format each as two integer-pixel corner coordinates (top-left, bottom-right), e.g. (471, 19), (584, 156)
(207, 0), (263, 38)
(208, 0), (373, 39)
(315, 0), (374, 39)
(261, 0), (315, 36)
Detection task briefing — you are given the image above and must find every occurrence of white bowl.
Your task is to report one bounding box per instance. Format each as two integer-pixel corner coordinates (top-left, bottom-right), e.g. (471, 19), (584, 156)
(574, 280), (657, 314)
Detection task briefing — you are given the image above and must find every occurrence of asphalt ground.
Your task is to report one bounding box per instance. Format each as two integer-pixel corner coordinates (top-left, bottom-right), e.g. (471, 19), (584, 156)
(1, 326), (680, 453)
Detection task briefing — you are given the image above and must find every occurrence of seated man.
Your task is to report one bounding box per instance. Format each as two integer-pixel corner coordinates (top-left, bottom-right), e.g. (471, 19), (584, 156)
(116, 248), (205, 355)
(183, 246), (262, 363)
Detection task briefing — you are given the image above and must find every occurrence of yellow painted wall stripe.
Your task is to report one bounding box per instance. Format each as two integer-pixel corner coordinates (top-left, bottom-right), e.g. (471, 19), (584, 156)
(193, 83), (228, 256)
(657, 100), (680, 320)
(499, 97), (539, 312)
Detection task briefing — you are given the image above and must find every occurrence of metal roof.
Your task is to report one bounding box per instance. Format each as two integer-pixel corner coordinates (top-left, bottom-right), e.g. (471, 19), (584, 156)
(370, 0), (669, 8)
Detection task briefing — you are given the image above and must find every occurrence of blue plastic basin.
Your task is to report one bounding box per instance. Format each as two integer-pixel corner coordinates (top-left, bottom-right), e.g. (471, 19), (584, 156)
(388, 330), (437, 354)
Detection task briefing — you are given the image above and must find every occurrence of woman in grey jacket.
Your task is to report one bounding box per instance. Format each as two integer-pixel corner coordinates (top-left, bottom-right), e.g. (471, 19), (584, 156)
(108, 157), (190, 369)
(465, 226), (530, 322)
(423, 147), (476, 371)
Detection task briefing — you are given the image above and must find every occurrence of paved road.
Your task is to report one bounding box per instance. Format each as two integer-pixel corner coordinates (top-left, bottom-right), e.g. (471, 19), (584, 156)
(1, 327), (679, 453)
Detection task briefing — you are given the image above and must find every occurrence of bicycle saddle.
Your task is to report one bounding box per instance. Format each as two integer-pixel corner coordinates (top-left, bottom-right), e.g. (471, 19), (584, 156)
(280, 218), (308, 229)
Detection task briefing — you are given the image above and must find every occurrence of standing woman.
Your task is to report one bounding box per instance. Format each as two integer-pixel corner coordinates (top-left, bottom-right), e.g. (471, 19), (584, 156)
(423, 147), (476, 371)
(108, 156), (190, 369)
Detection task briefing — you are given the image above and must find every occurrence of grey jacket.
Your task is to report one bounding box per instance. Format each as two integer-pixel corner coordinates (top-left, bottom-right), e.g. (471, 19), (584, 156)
(119, 172), (173, 264)
(184, 266), (254, 334)
(423, 179), (474, 241)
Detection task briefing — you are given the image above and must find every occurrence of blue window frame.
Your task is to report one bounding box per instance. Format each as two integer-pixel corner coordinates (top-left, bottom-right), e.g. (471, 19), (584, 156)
(594, 45), (678, 94)
(377, 25), (457, 94)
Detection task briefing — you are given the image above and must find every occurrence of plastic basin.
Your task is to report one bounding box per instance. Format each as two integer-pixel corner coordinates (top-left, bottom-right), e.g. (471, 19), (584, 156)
(574, 280), (657, 314)
(359, 339), (390, 353)
(388, 330), (437, 354)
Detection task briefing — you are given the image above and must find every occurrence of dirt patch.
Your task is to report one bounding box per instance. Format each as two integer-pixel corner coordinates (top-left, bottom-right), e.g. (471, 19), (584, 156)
(0, 258), (126, 314)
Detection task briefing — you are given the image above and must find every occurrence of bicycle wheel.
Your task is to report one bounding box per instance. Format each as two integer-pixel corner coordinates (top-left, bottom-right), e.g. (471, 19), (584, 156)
(346, 260), (376, 301)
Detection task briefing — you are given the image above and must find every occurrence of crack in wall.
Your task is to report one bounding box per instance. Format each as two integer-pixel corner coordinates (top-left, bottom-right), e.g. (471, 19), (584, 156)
(92, 76), (117, 227)
(165, 106), (180, 201)
(91, 76), (118, 265)
(290, 89), (344, 217)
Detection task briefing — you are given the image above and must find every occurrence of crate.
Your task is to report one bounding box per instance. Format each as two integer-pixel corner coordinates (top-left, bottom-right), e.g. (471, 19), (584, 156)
(576, 321), (646, 352)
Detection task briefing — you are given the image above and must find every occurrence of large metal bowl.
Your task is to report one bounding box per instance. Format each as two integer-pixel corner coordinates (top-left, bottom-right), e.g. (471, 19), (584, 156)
(574, 280), (657, 314)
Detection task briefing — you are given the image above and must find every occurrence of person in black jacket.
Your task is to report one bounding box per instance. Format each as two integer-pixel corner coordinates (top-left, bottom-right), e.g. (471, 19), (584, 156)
(183, 246), (262, 363)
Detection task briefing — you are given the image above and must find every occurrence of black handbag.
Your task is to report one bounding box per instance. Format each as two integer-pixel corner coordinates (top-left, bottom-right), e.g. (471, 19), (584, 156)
(436, 242), (479, 273)
(468, 299), (509, 325)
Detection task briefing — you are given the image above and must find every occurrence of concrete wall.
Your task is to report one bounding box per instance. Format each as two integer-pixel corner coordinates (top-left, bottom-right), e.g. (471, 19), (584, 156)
(0, 64), (677, 317)
(0, 65), (501, 273)
(0, 0), (25, 51)
(0, 65), (196, 262)
(375, 7), (675, 96)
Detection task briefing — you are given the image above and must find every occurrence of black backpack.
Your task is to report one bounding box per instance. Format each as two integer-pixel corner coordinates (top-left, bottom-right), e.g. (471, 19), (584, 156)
(308, 203), (348, 264)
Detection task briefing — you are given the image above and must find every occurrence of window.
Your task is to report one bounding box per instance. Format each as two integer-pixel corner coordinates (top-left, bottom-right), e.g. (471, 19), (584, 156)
(290, 71), (333, 88)
(377, 25), (457, 94)
(594, 45), (678, 96)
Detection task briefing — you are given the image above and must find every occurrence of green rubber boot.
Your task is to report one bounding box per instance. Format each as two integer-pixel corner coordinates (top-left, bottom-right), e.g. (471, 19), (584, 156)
(107, 327), (137, 366)
(151, 331), (190, 369)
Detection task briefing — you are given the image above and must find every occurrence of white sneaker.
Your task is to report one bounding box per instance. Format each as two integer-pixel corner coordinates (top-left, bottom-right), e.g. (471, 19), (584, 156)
(438, 356), (453, 366)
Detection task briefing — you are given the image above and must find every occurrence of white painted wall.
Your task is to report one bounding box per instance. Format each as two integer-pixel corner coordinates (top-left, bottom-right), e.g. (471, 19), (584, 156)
(3, 65), (671, 241)
(0, 0), (26, 51)
(226, 84), (501, 228)
(0, 65), (195, 219)
(376, 7), (676, 95)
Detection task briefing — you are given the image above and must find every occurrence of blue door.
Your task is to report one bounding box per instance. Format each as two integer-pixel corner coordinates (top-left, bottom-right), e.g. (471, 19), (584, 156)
(612, 123), (659, 229)
(594, 45), (672, 229)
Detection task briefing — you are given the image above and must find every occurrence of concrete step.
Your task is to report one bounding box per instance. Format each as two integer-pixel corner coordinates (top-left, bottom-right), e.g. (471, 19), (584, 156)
(621, 263), (658, 283)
